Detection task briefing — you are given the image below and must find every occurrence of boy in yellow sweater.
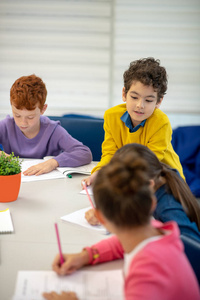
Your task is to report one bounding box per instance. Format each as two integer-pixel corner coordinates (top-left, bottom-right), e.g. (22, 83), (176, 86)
(84, 57), (184, 186)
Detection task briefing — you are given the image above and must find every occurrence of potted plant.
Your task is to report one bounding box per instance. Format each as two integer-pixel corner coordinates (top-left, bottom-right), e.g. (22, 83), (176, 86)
(0, 152), (22, 202)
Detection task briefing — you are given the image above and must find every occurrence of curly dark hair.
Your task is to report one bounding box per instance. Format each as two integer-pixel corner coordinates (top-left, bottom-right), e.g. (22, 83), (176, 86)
(10, 74), (47, 110)
(123, 57), (168, 102)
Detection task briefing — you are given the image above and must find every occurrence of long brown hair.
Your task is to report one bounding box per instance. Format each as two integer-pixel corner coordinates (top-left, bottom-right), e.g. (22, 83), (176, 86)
(114, 143), (200, 230)
(93, 152), (154, 228)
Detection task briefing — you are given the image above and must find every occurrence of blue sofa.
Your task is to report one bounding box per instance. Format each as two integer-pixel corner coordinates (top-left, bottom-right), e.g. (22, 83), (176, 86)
(172, 125), (200, 197)
(48, 115), (104, 161)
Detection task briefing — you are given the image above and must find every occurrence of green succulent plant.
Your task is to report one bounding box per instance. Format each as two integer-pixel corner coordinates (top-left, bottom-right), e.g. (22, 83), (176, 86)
(0, 152), (22, 175)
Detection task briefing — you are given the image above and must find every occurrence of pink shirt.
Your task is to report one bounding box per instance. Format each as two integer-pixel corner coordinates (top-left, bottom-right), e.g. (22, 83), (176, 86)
(86, 221), (199, 300)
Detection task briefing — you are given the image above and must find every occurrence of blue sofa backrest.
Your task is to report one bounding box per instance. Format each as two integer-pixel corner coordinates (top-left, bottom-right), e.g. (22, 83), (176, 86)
(48, 116), (104, 161)
(172, 125), (200, 197)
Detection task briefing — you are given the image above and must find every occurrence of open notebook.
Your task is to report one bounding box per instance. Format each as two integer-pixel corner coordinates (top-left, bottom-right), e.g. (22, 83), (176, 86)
(21, 159), (97, 182)
(0, 208), (14, 233)
(57, 161), (97, 176)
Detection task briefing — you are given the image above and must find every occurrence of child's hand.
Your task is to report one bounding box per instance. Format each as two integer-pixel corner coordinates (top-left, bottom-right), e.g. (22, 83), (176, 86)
(23, 159), (58, 176)
(82, 171), (98, 187)
(0, 151), (9, 157)
(42, 291), (78, 300)
(85, 208), (100, 226)
(52, 250), (90, 276)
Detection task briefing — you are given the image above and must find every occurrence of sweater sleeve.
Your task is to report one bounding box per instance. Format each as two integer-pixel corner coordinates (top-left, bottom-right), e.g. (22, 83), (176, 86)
(51, 125), (93, 167)
(92, 110), (119, 173)
(0, 117), (11, 148)
(85, 235), (124, 265)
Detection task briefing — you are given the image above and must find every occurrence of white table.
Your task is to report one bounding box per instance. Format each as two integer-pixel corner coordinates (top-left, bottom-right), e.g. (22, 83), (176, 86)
(0, 174), (122, 300)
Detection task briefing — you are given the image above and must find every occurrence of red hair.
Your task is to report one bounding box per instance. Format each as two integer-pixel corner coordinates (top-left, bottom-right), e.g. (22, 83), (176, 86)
(10, 74), (47, 110)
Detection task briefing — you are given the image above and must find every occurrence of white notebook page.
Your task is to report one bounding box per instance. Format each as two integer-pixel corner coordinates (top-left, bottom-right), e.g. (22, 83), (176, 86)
(13, 270), (123, 300)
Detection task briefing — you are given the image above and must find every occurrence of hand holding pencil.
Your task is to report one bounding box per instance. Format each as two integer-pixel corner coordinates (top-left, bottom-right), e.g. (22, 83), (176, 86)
(44, 250), (90, 300)
(52, 250), (90, 276)
(85, 208), (100, 226)
(81, 171), (98, 187)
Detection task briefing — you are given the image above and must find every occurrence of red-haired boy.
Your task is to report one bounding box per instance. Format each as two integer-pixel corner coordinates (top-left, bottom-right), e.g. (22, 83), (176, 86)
(0, 74), (92, 175)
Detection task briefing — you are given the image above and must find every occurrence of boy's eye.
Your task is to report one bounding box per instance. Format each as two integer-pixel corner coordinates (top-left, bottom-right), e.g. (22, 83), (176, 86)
(146, 100), (153, 103)
(131, 96), (138, 100)
(28, 116), (34, 119)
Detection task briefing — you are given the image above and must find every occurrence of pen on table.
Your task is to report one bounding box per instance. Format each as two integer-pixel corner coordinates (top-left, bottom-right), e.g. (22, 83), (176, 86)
(82, 181), (95, 209)
(54, 223), (65, 265)
(67, 174), (72, 178)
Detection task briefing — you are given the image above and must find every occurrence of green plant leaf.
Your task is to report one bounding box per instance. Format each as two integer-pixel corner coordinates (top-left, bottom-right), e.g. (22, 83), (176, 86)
(0, 152), (22, 175)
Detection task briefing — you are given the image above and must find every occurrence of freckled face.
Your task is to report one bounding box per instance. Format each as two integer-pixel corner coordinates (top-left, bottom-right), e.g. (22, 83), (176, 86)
(122, 81), (162, 127)
(11, 104), (47, 138)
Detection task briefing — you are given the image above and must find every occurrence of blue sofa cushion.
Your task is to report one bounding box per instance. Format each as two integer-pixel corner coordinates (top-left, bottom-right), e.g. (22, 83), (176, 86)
(48, 116), (104, 161)
(172, 126), (200, 197)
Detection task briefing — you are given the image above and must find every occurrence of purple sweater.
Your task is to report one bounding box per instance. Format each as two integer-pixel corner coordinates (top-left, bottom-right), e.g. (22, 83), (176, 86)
(0, 115), (92, 167)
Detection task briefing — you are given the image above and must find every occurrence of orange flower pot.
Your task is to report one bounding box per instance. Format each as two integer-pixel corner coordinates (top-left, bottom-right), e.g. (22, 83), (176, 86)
(0, 172), (21, 202)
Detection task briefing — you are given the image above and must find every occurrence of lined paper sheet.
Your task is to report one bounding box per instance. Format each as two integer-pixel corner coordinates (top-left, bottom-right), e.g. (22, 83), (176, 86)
(13, 270), (123, 300)
(0, 208), (14, 233)
(61, 207), (108, 235)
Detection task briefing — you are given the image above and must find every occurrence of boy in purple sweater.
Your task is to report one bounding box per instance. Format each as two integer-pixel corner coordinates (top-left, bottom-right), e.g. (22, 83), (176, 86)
(0, 74), (92, 175)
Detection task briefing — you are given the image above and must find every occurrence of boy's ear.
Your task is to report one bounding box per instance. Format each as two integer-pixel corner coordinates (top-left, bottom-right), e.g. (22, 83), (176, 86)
(94, 209), (106, 225)
(122, 87), (126, 102)
(156, 97), (163, 108)
(40, 104), (47, 115)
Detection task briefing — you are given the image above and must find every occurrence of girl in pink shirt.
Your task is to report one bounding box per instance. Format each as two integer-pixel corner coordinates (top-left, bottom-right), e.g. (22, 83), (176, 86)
(43, 152), (199, 300)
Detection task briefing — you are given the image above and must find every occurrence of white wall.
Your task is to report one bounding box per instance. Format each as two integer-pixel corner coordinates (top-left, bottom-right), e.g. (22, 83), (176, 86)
(0, 0), (199, 128)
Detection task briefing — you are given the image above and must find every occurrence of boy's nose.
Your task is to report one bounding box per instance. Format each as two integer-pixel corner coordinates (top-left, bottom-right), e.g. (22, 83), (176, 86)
(137, 99), (144, 109)
(20, 118), (28, 125)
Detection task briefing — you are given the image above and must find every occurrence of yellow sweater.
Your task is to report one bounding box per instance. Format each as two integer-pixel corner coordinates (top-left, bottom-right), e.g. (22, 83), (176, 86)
(92, 104), (185, 179)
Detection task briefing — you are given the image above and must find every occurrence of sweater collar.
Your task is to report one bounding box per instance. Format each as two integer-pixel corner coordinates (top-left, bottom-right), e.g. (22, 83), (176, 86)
(121, 111), (146, 133)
